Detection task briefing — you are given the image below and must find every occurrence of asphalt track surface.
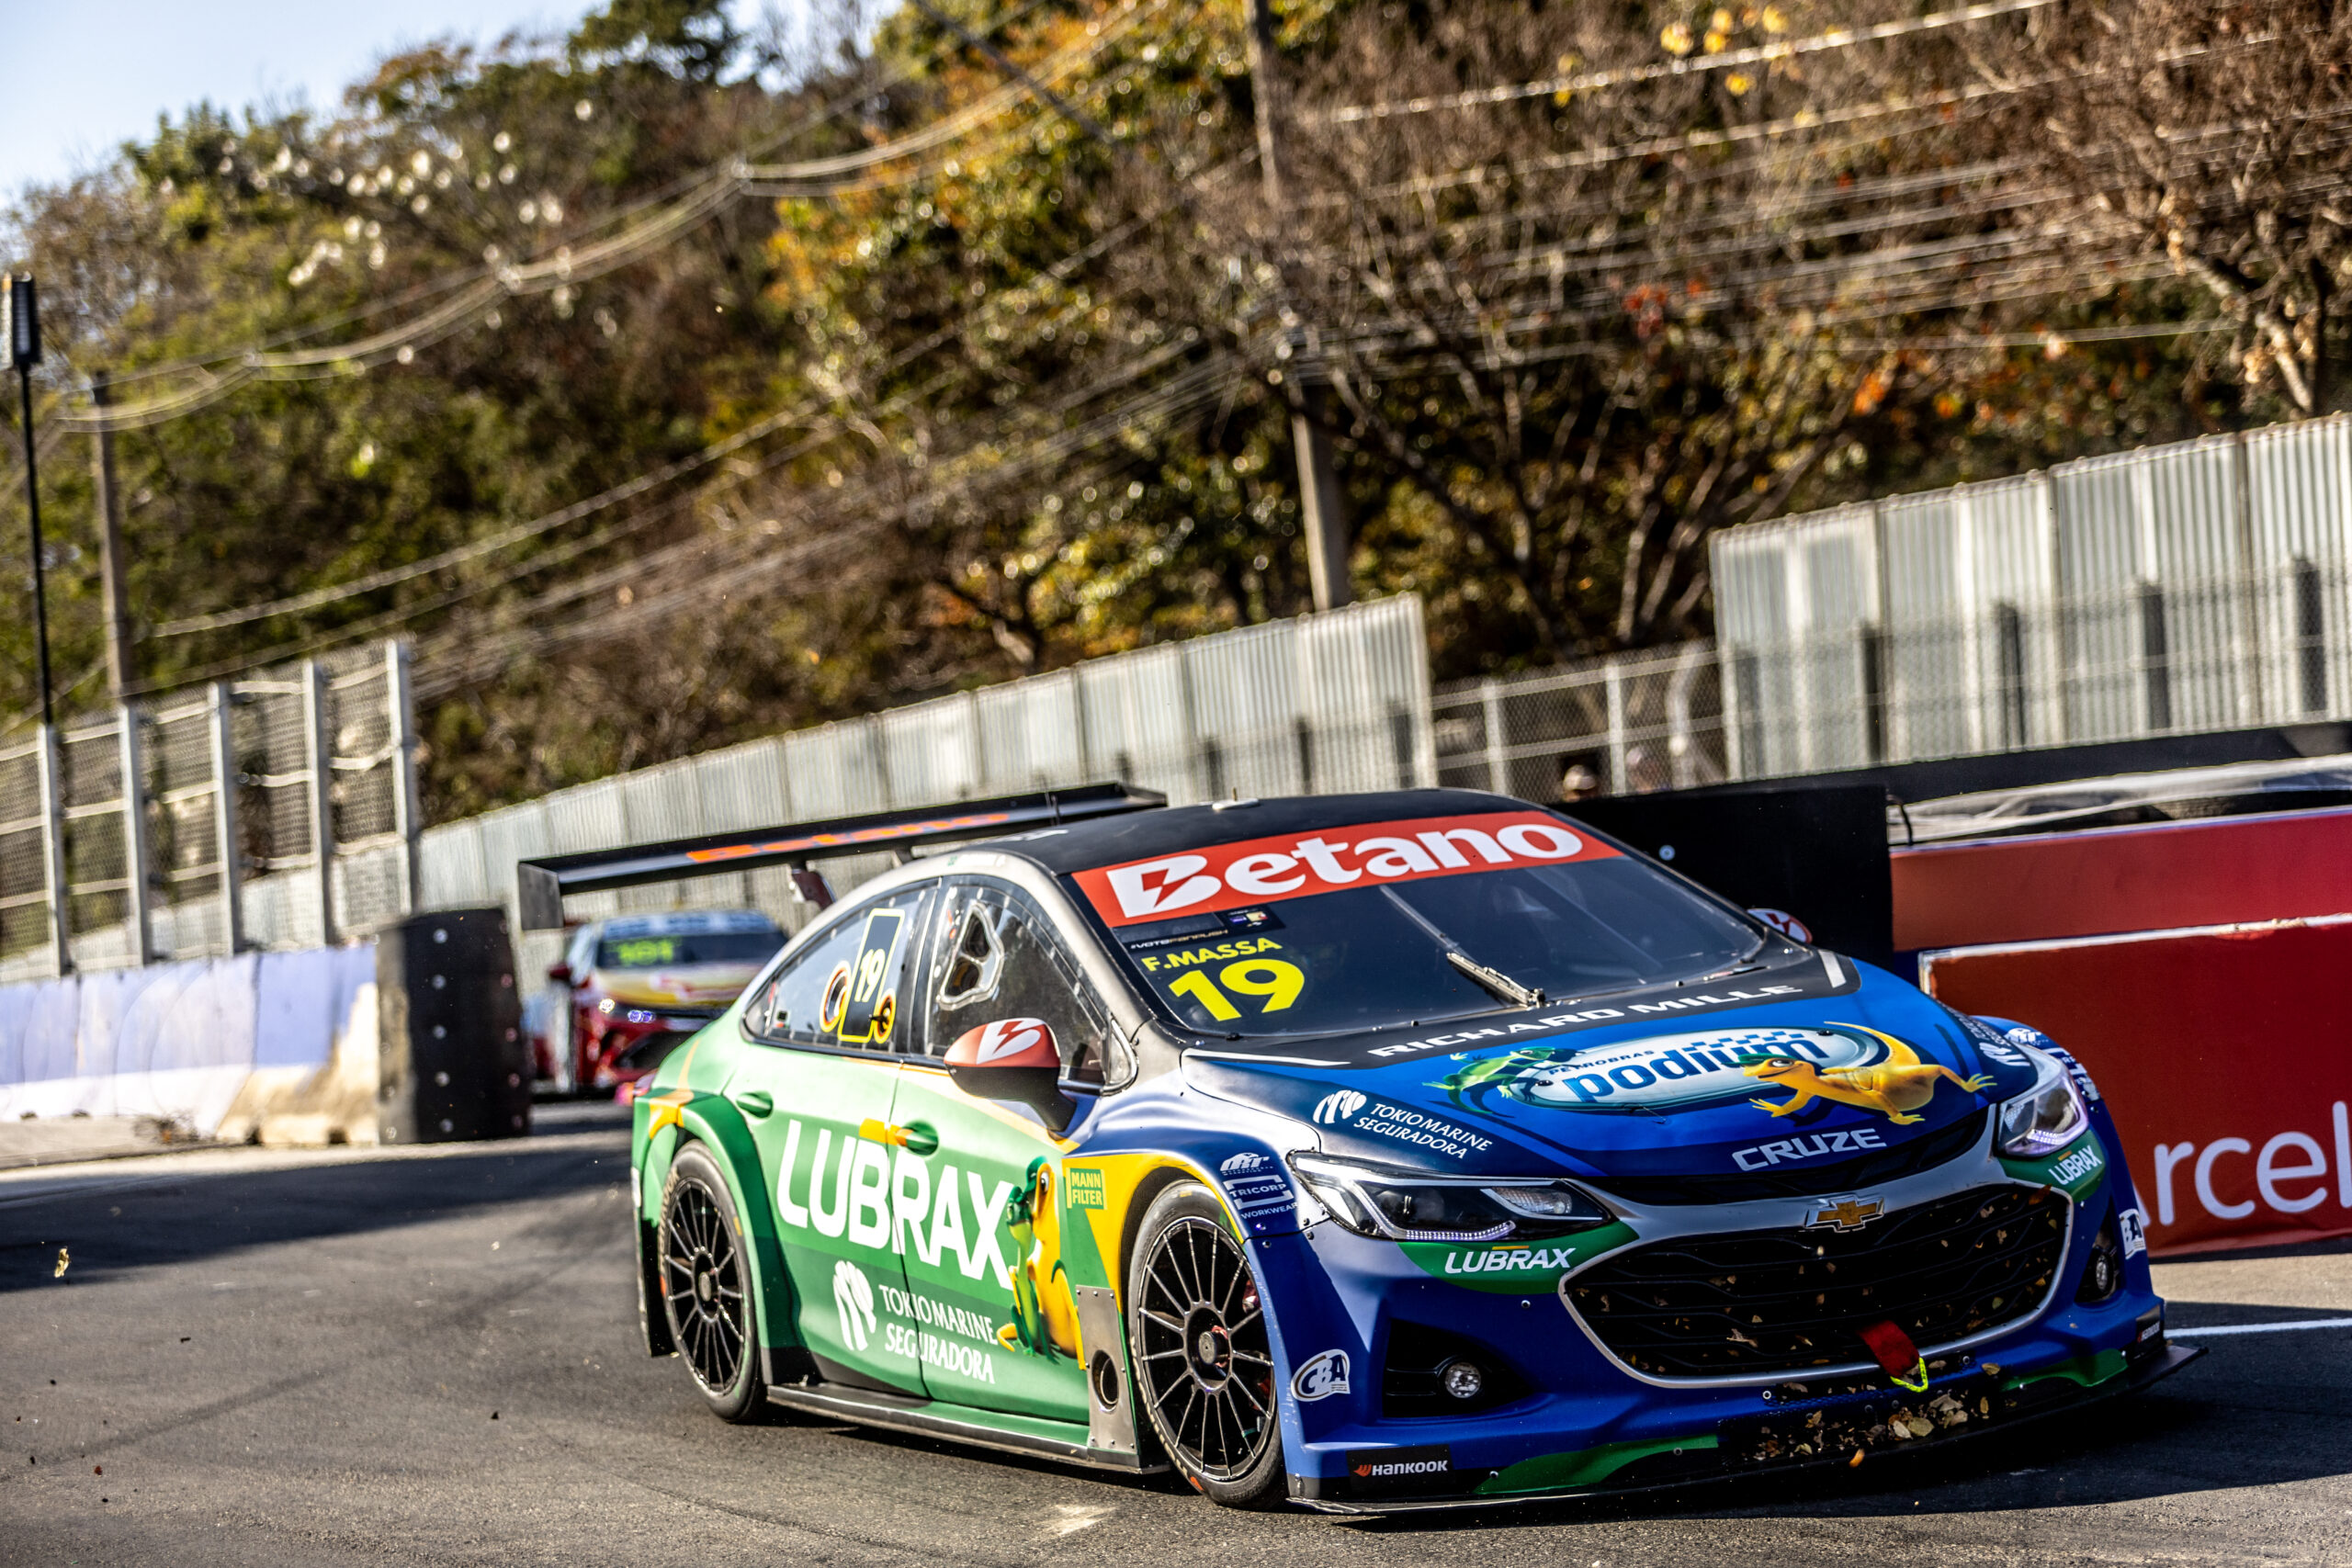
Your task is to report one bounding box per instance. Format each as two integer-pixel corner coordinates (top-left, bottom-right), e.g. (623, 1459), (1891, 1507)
(6, 1106), (2352, 1567)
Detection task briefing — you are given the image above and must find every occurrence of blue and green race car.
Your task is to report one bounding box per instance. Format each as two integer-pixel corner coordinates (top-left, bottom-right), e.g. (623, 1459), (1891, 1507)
(590, 786), (2193, 1511)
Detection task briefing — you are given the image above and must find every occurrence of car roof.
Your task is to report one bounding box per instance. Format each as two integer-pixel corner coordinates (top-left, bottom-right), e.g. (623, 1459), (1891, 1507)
(971, 787), (1546, 874)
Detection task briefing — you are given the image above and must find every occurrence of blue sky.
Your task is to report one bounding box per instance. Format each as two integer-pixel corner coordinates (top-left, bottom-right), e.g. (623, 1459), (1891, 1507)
(1, 2), (780, 199)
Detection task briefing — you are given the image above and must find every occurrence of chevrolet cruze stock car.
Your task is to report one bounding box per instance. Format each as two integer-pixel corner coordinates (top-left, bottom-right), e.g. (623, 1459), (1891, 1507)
(626, 788), (2193, 1511)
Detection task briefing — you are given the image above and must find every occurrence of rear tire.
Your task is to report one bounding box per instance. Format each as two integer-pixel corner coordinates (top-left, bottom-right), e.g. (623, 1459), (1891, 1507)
(1126, 1182), (1287, 1508)
(658, 1143), (764, 1422)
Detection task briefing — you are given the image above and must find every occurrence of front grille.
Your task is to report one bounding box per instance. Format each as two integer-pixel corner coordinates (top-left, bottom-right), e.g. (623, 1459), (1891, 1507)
(1592, 1110), (1987, 1206)
(1566, 1183), (2067, 1380)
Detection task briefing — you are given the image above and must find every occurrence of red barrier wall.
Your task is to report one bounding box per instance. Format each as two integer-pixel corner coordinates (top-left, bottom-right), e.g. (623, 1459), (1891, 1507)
(1923, 916), (2352, 1256)
(1893, 805), (2352, 953)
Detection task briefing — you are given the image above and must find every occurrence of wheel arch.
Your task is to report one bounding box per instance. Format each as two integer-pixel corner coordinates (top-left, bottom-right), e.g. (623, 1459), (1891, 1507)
(639, 1098), (799, 1365)
(1114, 1159), (1219, 1301)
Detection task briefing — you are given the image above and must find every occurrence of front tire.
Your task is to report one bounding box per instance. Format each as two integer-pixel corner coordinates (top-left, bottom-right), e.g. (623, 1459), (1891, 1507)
(658, 1143), (763, 1422)
(1127, 1182), (1286, 1507)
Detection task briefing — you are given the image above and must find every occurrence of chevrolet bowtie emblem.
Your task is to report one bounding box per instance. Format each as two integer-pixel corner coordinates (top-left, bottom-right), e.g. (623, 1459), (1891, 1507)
(1807, 1197), (1885, 1231)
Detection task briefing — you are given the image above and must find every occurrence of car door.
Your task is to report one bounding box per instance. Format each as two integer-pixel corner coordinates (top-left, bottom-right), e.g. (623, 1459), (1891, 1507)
(886, 877), (1111, 1421)
(729, 882), (933, 1393)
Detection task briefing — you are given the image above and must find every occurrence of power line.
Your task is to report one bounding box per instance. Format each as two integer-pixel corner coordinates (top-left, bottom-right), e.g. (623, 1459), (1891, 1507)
(141, 144), (1226, 642)
(412, 357), (1243, 694)
(1318, 0), (2055, 125)
(146, 264), (1213, 686)
(73, 0), (1084, 402)
(60, 0), (1172, 435)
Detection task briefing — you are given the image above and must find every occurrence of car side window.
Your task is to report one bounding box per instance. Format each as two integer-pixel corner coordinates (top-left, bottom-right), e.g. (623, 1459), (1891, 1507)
(745, 886), (930, 1052)
(923, 881), (1110, 1084)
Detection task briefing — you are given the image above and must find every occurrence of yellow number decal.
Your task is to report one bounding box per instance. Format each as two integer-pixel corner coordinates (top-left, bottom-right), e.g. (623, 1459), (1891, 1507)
(1220, 959), (1305, 1012)
(1169, 970), (1241, 1021)
(819, 964), (851, 1032)
(853, 946), (888, 1002)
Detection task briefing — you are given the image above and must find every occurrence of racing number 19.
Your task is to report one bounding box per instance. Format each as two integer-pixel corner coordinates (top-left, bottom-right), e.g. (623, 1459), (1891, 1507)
(1169, 959), (1304, 1021)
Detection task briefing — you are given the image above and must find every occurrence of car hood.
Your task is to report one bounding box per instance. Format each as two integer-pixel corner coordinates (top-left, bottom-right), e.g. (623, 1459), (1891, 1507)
(589, 964), (761, 1009)
(1179, 953), (2043, 1188)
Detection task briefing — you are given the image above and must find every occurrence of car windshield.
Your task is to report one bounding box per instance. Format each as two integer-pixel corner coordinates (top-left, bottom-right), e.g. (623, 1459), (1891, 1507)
(594, 931), (782, 969)
(1087, 856), (1762, 1038)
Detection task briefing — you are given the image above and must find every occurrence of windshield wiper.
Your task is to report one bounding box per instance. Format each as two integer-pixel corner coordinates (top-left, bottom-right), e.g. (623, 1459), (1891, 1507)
(1443, 949), (1546, 1008)
(1378, 886), (1547, 1008)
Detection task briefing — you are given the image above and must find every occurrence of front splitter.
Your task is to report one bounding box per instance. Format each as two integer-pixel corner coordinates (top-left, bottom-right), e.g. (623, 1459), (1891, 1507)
(1291, 1340), (2205, 1515)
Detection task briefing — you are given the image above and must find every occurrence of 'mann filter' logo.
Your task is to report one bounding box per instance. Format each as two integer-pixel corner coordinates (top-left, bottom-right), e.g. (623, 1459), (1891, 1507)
(1313, 1089), (1366, 1125)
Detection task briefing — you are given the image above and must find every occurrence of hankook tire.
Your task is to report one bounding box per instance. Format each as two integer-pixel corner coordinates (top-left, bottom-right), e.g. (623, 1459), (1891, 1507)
(1127, 1181), (1287, 1508)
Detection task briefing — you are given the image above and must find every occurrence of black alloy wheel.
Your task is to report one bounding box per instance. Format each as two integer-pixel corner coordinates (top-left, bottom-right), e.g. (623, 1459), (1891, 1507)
(1129, 1183), (1285, 1506)
(659, 1144), (764, 1421)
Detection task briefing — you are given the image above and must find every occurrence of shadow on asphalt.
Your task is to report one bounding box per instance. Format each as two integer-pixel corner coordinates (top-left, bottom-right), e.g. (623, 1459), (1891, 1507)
(0, 1123), (630, 1294)
(729, 1328), (2335, 1532)
(14, 1103), (2348, 1531)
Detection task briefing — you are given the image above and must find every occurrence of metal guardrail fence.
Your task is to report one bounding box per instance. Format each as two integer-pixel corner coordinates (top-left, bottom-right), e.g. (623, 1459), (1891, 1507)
(1431, 643), (1727, 803)
(0, 642), (423, 983)
(1713, 415), (2352, 777)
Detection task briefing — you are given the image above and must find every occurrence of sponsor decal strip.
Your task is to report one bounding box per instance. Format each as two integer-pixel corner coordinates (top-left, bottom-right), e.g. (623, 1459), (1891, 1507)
(1367, 990), (1806, 1060)
(772, 1118), (1017, 1285)
(1734, 1128), (1887, 1171)
(684, 811), (1015, 863)
(1441, 1245), (1589, 1274)
(1074, 811), (1617, 927)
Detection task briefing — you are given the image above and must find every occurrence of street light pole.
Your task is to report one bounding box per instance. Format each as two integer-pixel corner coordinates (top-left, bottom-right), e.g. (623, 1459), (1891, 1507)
(1244, 0), (1351, 613)
(6, 276), (53, 729)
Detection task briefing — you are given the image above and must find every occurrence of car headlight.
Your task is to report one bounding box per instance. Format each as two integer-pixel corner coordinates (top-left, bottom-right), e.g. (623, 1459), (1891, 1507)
(1997, 1044), (2090, 1158)
(1289, 1153), (1611, 1243)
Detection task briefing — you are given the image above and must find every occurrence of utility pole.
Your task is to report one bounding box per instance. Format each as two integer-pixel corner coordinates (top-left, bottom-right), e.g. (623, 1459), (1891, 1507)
(90, 372), (136, 702)
(1245, 0), (1351, 613)
(6, 276), (54, 728)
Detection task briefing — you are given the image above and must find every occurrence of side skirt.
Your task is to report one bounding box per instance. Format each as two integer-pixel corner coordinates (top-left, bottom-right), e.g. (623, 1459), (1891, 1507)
(637, 1215), (675, 1359)
(763, 1382), (1163, 1474)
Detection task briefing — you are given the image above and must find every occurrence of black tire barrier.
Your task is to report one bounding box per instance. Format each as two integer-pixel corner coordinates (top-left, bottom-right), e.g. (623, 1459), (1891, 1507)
(376, 908), (531, 1145)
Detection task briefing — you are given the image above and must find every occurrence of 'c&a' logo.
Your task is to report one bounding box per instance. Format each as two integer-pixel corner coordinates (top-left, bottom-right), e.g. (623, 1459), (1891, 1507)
(1291, 1349), (1350, 1402)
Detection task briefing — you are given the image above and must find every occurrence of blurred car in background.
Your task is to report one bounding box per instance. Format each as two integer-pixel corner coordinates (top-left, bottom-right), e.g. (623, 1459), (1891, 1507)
(536, 909), (786, 1095)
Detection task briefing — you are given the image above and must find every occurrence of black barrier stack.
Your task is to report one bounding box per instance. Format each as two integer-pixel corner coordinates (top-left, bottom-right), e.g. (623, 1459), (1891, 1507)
(376, 907), (530, 1145)
(1566, 784), (1897, 975)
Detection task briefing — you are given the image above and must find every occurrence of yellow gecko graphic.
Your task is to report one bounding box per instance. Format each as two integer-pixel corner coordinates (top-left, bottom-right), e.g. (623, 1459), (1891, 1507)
(1743, 1025), (1992, 1125)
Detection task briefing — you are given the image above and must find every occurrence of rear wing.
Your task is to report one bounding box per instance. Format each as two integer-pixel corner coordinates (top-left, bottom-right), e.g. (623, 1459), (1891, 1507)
(514, 782), (1165, 930)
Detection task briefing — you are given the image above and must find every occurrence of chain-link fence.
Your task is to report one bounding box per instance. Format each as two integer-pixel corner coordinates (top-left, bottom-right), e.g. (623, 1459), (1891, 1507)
(1432, 642), (1727, 805)
(0, 640), (423, 983)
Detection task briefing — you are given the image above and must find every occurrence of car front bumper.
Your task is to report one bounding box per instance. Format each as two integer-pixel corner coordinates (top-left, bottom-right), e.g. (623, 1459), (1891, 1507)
(1289, 1334), (2200, 1512)
(1268, 1120), (2179, 1510)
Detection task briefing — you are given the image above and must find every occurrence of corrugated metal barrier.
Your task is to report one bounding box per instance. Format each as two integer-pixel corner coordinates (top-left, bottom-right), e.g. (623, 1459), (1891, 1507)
(1711, 416), (2352, 776)
(396, 595), (1435, 970)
